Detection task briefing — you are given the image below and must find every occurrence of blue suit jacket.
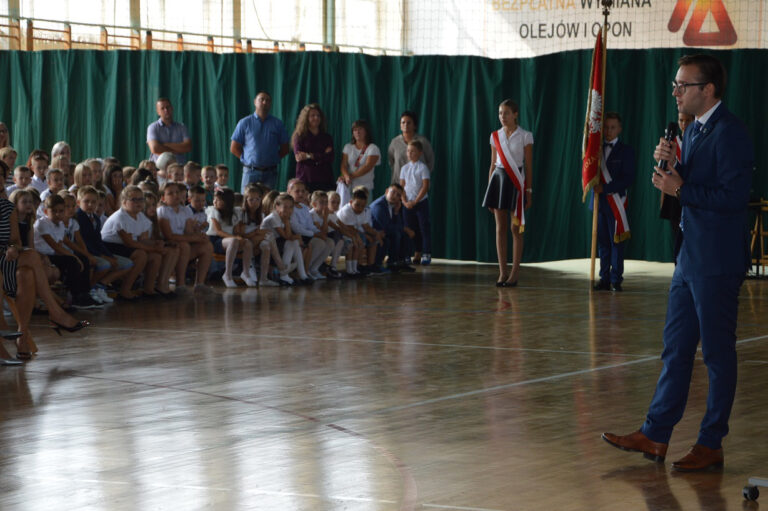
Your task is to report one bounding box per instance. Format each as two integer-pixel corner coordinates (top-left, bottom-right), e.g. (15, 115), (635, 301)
(75, 208), (113, 258)
(676, 103), (754, 277)
(370, 195), (404, 232)
(589, 139), (636, 210)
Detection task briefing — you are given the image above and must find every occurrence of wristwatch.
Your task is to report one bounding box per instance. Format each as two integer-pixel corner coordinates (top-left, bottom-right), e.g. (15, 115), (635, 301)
(675, 185), (682, 199)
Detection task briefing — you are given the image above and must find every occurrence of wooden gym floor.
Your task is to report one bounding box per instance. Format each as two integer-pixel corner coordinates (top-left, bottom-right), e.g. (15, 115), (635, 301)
(1, 260), (767, 510)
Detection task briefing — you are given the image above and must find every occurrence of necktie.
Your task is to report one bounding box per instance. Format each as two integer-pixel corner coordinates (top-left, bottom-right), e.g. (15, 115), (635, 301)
(691, 120), (703, 143)
(603, 141), (614, 159)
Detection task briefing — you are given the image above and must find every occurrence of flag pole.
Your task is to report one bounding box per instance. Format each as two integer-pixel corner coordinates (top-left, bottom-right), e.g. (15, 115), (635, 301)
(590, 1), (611, 285)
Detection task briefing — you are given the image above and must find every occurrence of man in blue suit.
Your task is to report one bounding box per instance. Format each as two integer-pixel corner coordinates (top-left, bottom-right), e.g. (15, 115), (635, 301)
(593, 112), (636, 292)
(370, 183), (415, 272)
(603, 55), (754, 471)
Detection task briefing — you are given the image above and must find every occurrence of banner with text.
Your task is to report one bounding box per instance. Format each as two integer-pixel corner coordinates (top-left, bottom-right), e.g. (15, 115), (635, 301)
(404, 0), (766, 58)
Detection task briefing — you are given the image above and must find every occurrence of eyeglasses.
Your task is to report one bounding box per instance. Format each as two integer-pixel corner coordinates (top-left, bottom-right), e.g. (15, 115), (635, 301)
(671, 81), (707, 94)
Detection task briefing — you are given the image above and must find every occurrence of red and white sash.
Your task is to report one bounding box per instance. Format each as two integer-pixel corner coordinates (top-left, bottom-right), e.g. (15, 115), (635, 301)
(491, 129), (526, 232)
(601, 150), (630, 243)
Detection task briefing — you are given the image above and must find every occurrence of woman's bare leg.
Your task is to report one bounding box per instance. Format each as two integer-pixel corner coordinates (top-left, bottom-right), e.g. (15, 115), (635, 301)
(13, 266), (36, 355)
(508, 223), (523, 284)
(493, 209), (509, 282)
(17, 251), (78, 329)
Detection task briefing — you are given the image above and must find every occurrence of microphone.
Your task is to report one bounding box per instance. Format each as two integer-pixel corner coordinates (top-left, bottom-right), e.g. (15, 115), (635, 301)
(657, 122), (678, 172)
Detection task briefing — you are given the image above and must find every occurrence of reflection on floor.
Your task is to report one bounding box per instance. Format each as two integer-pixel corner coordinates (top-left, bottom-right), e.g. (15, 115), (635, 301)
(1, 260), (766, 510)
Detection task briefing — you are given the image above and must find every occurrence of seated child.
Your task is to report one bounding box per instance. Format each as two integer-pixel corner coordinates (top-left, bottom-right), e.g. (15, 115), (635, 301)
(39, 168), (66, 217)
(10, 188), (60, 285)
(157, 182), (213, 291)
(103, 164), (124, 215)
(28, 150), (49, 194)
(58, 190), (115, 304)
(241, 183), (288, 286)
(69, 161), (94, 194)
(260, 192), (308, 285)
(202, 165), (216, 205)
(215, 164), (229, 191)
(287, 178), (331, 280)
(167, 163), (184, 184)
(101, 185), (178, 299)
(336, 186), (385, 275)
(309, 190), (344, 279)
(34, 194), (100, 309)
(76, 185), (134, 303)
(183, 161), (202, 191)
(206, 187), (255, 287)
(187, 186), (209, 233)
(7, 165), (32, 195)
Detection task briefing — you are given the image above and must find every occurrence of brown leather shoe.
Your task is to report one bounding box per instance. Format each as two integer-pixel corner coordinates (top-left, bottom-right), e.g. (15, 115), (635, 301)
(671, 444), (723, 472)
(602, 430), (668, 462)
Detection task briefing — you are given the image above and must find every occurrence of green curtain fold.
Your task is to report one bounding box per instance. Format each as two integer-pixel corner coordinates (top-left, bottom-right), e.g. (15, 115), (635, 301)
(2, 49), (764, 263)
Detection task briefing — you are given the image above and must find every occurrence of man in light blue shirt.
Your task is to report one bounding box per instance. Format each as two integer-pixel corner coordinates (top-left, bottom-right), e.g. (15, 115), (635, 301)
(230, 91), (290, 191)
(146, 98), (192, 165)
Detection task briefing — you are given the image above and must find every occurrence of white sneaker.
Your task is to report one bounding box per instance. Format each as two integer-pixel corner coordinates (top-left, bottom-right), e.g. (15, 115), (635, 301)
(279, 273), (294, 284)
(97, 287), (114, 303)
(259, 279), (280, 287)
(89, 288), (105, 304)
(240, 271), (257, 287)
(310, 271), (326, 280)
(222, 275), (238, 288)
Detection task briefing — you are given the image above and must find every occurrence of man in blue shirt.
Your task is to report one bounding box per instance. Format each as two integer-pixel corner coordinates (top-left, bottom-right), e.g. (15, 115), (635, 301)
(230, 91), (290, 192)
(146, 98), (192, 165)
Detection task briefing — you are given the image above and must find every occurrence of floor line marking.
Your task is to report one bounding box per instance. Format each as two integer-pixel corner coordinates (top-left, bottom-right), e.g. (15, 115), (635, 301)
(12, 474), (505, 511)
(333, 356), (661, 418)
(68, 325), (657, 359)
(351, 332), (768, 418)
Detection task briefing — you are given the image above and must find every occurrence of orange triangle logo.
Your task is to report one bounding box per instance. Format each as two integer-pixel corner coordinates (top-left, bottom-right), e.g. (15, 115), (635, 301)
(668, 0), (737, 46)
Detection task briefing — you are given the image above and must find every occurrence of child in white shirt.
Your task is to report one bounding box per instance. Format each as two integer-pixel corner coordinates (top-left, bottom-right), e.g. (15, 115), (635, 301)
(309, 190), (344, 279)
(206, 187), (254, 288)
(260, 193), (309, 285)
(399, 140), (432, 265)
(101, 185), (179, 299)
(336, 186), (384, 275)
(287, 179), (331, 280)
(158, 182), (214, 291)
(35, 194), (99, 309)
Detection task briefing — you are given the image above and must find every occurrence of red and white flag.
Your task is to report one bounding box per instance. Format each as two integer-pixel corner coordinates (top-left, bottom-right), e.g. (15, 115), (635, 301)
(582, 28), (604, 202)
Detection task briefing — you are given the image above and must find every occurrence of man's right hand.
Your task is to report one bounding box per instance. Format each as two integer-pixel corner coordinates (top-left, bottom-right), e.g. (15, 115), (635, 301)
(654, 137), (676, 168)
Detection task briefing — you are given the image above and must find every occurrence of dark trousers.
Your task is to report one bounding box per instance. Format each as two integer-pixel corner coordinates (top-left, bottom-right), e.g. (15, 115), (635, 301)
(403, 198), (431, 254)
(375, 225), (412, 266)
(641, 265), (743, 449)
(48, 253), (91, 295)
(597, 206), (625, 284)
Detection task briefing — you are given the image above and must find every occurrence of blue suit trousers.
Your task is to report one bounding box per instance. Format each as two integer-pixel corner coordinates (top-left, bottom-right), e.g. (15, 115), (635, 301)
(641, 264), (743, 449)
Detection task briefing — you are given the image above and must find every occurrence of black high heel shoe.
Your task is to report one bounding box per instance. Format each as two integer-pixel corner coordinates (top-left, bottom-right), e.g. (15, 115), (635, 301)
(50, 319), (91, 336)
(15, 339), (32, 360)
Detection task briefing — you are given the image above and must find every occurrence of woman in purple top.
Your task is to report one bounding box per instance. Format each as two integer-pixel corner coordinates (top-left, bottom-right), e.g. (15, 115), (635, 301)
(292, 104), (335, 192)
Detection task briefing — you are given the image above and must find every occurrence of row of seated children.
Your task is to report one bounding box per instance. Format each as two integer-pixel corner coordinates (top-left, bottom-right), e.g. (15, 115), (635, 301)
(5, 154), (418, 305)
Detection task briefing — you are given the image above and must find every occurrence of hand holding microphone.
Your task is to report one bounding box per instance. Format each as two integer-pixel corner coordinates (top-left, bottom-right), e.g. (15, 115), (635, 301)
(654, 122), (678, 175)
(652, 121), (683, 195)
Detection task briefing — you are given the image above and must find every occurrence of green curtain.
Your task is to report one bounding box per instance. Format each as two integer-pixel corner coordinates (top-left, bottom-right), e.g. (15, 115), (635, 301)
(1, 49), (764, 263)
